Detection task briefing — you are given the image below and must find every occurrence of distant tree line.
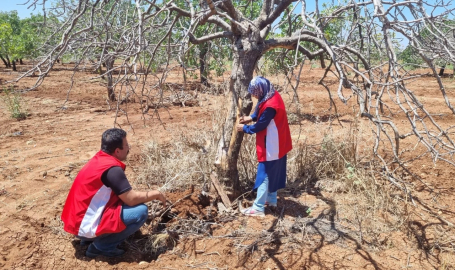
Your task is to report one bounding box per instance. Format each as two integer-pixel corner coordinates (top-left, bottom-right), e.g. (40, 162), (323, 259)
(0, 11), (53, 71)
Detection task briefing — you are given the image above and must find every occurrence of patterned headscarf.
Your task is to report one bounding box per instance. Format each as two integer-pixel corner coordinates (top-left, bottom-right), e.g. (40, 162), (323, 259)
(248, 76), (276, 115)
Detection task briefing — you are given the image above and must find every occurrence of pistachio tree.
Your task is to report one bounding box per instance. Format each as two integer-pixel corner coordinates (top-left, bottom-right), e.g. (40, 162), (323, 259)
(17, 0), (455, 194)
(0, 11), (21, 70)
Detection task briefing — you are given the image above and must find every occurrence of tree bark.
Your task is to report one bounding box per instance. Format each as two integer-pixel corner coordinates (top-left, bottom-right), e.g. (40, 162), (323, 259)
(98, 65), (105, 79)
(319, 54), (326, 68)
(105, 58), (116, 101)
(439, 66), (445, 76)
(19, 59), (23, 65)
(12, 60), (17, 71)
(199, 42), (209, 86)
(0, 55), (8, 67)
(216, 36), (261, 193)
(6, 56), (11, 68)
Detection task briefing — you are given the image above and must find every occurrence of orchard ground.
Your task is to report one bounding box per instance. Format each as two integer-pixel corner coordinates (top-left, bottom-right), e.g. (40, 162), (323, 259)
(0, 63), (454, 269)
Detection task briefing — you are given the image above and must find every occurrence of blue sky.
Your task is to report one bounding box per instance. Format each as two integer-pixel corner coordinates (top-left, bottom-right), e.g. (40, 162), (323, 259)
(2, 0), (451, 19)
(0, 1), (367, 20)
(0, 0), (322, 19)
(1, 0), (43, 18)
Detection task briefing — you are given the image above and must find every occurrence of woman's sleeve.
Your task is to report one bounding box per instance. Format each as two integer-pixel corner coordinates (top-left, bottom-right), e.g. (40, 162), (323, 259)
(243, 108), (276, 134)
(250, 110), (258, 122)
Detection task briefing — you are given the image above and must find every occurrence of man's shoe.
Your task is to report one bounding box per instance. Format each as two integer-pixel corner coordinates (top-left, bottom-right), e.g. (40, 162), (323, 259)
(241, 207), (265, 217)
(85, 244), (125, 258)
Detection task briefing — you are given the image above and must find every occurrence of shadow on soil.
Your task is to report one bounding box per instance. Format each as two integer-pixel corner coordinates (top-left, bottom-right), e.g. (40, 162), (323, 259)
(69, 186), (451, 268)
(237, 182), (384, 269)
(403, 196), (454, 267)
(302, 190), (382, 269)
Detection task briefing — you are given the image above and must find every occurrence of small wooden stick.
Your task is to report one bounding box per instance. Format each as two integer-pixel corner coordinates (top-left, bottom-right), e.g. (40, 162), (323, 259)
(210, 172), (231, 208)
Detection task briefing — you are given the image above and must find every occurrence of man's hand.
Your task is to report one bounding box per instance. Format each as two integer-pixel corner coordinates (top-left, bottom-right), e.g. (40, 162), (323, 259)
(239, 115), (253, 124)
(236, 124), (245, 132)
(119, 189), (167, 207)
(155, 190), (167, 207)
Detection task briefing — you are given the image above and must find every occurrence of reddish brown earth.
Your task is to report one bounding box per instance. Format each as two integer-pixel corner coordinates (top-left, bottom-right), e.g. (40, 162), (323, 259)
(0, 64), (454, 269)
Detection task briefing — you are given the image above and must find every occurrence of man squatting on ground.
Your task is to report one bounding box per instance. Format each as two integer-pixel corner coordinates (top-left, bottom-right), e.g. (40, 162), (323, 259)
(61, 128), (166, 258)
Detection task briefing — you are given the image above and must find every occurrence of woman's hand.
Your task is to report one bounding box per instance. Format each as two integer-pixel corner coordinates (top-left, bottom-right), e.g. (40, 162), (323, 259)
(236, 124), (245, 132)
(239, 115), (253, 124)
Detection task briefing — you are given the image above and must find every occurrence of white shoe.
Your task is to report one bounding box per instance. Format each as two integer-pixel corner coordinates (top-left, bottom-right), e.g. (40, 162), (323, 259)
(241, 207), (265, 217)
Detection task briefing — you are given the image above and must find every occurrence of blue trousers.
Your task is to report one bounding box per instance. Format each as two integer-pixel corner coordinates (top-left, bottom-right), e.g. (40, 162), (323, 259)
(79, 204), (148, 252)
(252, 176), (277, 212)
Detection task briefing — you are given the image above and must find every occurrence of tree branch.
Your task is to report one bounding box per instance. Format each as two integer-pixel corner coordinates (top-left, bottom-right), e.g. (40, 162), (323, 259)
(165, 2), (231, 31)
(264, 34), (326, 52)
(188, 31), (233, 44)
(258, 0), (297, 30)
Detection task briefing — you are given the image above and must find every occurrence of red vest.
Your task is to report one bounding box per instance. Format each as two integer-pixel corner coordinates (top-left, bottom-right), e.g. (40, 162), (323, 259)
(255, 92), (292, 162)
(61, 151), (126, 238)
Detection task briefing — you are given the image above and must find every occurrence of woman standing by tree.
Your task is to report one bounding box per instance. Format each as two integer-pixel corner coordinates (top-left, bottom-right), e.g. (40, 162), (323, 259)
(237, 76), (292, 217)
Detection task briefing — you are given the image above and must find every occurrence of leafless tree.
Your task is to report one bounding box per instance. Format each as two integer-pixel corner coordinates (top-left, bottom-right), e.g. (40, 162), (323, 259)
(16, 0), (455, 194)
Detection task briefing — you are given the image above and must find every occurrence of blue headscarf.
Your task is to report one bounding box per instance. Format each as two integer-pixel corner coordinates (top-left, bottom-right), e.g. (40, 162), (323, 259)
(248, 76), (276, 115)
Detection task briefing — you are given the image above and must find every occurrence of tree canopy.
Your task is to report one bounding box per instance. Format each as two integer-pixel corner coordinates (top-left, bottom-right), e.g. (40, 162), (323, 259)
(0, 11), (51, 69)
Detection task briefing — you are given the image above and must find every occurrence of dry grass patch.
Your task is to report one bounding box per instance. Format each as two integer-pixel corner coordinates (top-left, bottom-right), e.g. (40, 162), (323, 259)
(134, 99), (454, 260)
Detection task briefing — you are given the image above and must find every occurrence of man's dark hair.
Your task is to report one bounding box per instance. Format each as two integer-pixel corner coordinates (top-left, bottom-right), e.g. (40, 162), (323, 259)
(101, 128), (127, 154)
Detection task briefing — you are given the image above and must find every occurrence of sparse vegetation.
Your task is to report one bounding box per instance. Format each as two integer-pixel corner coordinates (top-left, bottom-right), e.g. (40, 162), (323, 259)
(2, 0), (455, 267)
(1, 86), (27, 120)
(135, 100), (439, 258)
(1, 61), (454, 267)
(137, 100), (226, 192)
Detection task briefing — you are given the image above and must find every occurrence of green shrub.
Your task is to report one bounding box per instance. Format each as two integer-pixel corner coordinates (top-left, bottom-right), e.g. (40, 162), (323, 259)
(1, 86), (27, 120)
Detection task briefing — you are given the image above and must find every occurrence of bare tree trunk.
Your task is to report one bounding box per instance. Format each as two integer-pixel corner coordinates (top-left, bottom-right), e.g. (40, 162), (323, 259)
(439, 65), (445, 76)
(182, 62), (187, 91)
(0, 55), (8, 67)
(97, 65), (105, 79)
(19, 59), (23, 65)
(6, 56), (11, 68)
(319, 54), (326, 68)
(105, 58), (115, 101)
(199, 42), (209, 86)
(216, 44), (258, 193)
(12, 60), (17, 71)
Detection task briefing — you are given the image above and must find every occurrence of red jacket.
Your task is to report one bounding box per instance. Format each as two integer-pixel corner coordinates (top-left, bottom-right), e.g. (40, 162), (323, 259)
(256, 92), (292, 162)
(61, 151), (126, 238)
